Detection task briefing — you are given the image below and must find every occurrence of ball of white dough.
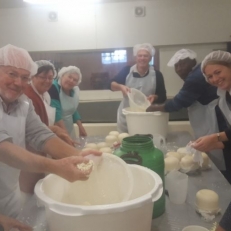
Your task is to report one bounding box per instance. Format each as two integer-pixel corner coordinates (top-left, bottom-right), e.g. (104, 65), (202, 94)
(99, 147), (112, 154)
(196, 189), (219, 212)
(180, 155), (199, 171)
(166, 152), (181, 161)
(85, 143), (98, 150)
(109, 131), (120, 137)
(118, 133), (129, 142)
(201, 152), (209, 169)
(177, 147), (189, 158)
(105, 135), (118, 146)
(164, 157), (180, 172)
(97, 142), (108, 149)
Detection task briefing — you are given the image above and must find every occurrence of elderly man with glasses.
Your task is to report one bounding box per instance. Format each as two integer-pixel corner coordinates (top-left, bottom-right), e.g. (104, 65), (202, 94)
(0, 44), (100, 231)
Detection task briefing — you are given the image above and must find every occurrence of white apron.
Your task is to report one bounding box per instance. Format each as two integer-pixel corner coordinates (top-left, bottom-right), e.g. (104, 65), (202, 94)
(31, 83), (56, 126)
(117, 65), (157, 132)
(60, 87), (79, 139)
(43, 92), (56, 126)
(0, 95), (29, 218)
(188, 99), (226, 170)
(217, 89), (231, 125)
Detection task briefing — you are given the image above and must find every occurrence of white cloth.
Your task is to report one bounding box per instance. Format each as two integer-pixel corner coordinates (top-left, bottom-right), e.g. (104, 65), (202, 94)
(217, 88), (231, 125)
(60, 87), (79, 139)
(117, 65), (157, 132)
(188, 99), (226, 170)
(0, 96), (29, 218)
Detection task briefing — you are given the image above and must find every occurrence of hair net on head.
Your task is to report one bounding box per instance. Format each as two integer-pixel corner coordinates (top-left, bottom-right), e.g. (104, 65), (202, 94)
(201, 50), (231, 75)
(167, 49), (197, 67)
(0, 44), (37, 76)
(57, 66), (82, 85)
(35, 60), (57, 78)
(133, 43), (155, 57)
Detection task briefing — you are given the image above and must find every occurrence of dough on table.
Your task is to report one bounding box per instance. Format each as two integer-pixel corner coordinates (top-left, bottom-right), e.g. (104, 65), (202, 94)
(105, 135), (118, 146)
(97, 142), (108, 149)
(177, 147), (190, 158)
(180, 155), (199, 171)
(201, 152), (209, 169)
(85, 143), (98, 150)
(109, 131), (120, 137)
(118, 133), (130, 142)
(164, 156), (180, 172)
(196, 189), (219, 212)
(166, 152), (181, 161)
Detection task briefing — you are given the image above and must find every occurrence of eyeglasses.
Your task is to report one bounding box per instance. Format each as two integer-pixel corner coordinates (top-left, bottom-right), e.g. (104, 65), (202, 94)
(36, 75), (55, 81)
(7, 71), (31, 83)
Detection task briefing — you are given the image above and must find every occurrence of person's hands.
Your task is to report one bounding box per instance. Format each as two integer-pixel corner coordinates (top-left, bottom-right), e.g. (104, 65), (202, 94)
(0, 214), (32, 231)
(119, 85), (130, 97)
(53, 126), (76, 146)
(54, 156), (94, 182)
(192, 134), (224, 152)
(147, 95), (158, 104)
(78, 124), (87, 137)
(146, 104), (165, 112)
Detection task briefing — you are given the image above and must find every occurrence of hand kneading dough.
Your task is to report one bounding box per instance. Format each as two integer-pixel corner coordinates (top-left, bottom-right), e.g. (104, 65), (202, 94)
(166, 152), (181, 161)
(99, 147), (112, 154)
(118, 133), (129, 142)
(196, 189), (219, 211)
(164, 157), (180, 172)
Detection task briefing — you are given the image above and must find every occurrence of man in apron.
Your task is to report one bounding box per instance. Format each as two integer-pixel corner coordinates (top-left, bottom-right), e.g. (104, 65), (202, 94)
(0, 45), (100, 230)
(109, 43), (167, 132)
(147, 49), (225, 170)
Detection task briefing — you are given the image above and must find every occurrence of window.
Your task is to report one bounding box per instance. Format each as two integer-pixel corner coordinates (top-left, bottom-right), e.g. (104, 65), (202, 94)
(101, 50), (127, 64)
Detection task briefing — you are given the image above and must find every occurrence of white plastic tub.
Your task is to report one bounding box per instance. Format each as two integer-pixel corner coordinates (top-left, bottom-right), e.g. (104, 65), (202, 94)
(35, 165), (163, 231)
(123, 107), (169, 138)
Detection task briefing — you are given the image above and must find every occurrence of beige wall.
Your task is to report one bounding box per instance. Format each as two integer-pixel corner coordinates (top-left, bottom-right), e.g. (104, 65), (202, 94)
(0, 0), (230, 50)
(0, 0), (230, 100)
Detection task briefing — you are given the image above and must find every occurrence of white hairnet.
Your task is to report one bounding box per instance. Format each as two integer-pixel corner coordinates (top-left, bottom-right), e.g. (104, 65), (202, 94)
(35, 60), (57, 78)
(167, 49), (197, 67)
(57, 66), (82, 85)
(0, 44), (37, 76)
(201, 50), (231, 73)
(133, 43), (155, 57)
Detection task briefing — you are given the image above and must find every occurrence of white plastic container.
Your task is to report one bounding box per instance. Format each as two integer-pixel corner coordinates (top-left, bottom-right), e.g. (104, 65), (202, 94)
(35, 165), (163, 231)
(122, 107), (169, 138)
(128, 88), (151, 112)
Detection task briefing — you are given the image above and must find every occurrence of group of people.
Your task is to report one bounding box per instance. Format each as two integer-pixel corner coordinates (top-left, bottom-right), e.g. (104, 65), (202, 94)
(109, 45), (231, 231)
(0, 44), (101, 231)
(1, 41), (231, 231)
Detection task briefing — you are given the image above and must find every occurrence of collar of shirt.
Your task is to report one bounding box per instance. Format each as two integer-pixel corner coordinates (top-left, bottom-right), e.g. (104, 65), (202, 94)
(0, 96), (19, 114)
(132, 65), (150, 78)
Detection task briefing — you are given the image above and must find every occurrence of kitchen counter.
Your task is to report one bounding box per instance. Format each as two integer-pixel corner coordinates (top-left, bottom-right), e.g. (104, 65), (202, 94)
(18, 131), (231, 231)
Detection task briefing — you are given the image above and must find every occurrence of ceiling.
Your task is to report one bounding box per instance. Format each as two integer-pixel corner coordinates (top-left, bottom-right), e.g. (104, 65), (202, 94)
(0, 0), (153, 9)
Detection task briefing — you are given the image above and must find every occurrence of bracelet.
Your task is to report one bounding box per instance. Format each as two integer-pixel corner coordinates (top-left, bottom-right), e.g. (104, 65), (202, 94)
(217, 133), (221, 142)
